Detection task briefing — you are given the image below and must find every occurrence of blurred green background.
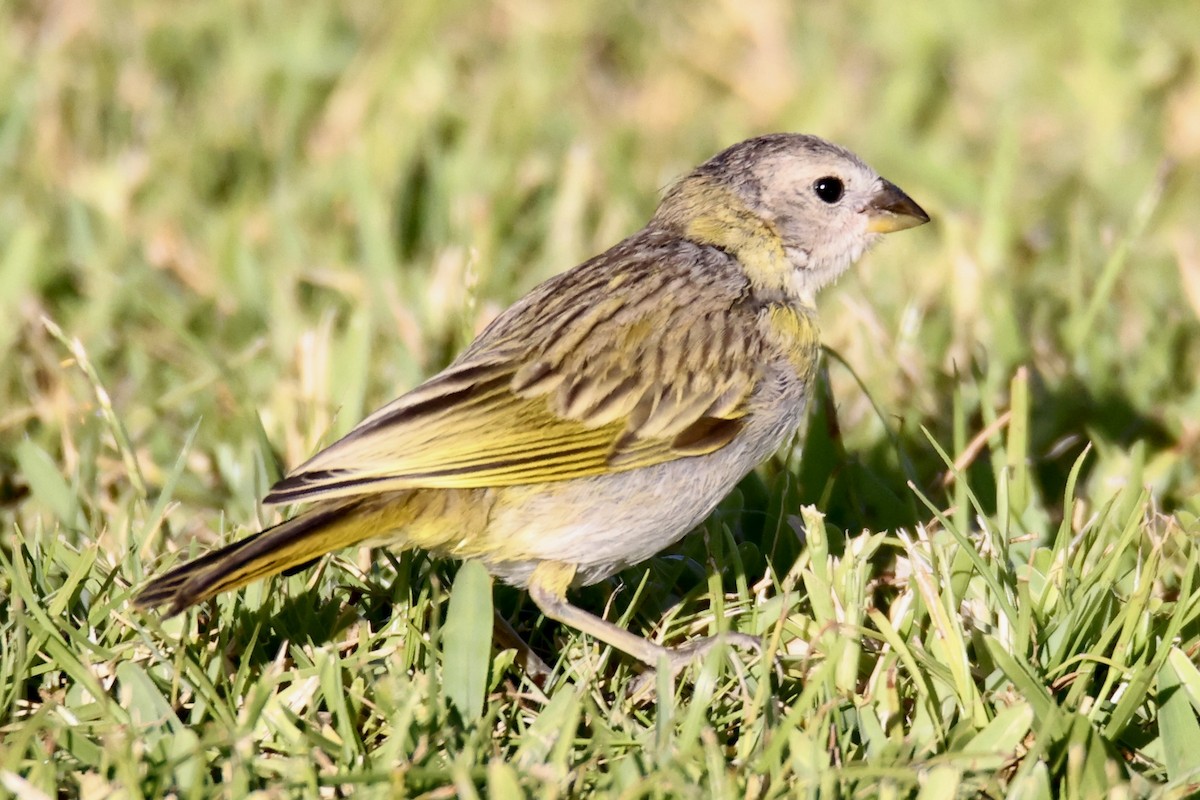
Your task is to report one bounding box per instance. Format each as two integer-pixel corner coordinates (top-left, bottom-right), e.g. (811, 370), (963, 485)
(4, 0), (1198, 534)
(2, 0), (1200, 796)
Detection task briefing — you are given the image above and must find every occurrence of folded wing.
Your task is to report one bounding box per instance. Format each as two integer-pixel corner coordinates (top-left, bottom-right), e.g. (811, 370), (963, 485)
(265, 249), (765, 504)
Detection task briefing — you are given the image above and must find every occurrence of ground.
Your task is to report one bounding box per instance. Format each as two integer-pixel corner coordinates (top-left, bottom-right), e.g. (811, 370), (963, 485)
(2, 1), (1200, 797)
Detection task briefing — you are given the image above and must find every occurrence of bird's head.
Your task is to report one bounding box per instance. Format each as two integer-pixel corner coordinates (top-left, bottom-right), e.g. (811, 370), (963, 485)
(654, 133), (929, 302)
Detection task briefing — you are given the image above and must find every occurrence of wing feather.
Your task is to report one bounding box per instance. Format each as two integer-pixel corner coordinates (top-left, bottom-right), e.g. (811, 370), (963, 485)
(265, 238), (767, 505)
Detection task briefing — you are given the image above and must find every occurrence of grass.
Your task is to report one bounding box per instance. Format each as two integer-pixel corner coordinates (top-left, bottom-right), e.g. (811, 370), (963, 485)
(2, 0), (1200, 797)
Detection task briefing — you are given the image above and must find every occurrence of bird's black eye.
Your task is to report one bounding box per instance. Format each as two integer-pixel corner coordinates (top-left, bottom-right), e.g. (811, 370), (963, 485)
(813, 176), (844, 204)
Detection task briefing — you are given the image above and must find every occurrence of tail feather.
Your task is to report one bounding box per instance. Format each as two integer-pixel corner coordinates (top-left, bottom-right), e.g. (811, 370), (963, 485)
(135, 503), (371, 616)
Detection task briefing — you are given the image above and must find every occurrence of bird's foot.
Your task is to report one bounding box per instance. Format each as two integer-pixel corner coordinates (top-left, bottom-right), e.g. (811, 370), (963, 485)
(629, 632), (763, 697)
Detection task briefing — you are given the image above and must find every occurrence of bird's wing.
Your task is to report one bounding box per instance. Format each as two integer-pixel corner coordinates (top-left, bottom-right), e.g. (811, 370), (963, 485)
(264, 254), (770, 504)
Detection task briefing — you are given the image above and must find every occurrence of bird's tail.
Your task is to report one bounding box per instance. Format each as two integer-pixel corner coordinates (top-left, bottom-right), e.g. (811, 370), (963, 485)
(134, 501), (378, 616)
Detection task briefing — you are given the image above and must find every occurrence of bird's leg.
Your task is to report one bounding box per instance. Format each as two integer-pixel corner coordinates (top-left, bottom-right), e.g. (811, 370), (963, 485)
(492, 609), (553, 685)
(526, 561), (761, 673)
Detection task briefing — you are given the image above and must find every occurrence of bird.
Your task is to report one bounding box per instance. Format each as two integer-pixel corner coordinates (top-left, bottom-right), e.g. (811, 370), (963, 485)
(135, 133), (929, 672)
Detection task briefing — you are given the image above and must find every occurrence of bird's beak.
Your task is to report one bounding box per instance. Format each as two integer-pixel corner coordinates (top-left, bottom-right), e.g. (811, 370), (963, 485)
(865, 179), (930, 233)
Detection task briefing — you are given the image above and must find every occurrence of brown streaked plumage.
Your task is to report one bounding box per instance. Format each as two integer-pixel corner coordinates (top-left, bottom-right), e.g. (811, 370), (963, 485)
(136, 133), (929, 672)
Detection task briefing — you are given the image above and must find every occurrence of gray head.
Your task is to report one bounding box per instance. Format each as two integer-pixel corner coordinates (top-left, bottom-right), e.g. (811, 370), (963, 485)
(666, 133), (929, 298)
